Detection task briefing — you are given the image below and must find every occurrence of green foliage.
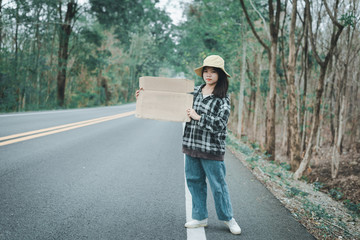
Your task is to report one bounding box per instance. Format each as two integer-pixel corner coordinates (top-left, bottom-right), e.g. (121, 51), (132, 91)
(174, 0), (244, 82)
(287, 187), (309, 197)
(280, 162), (291, 171)
(329, 188), (344, 201)
(276, 57), (285, 78)
(226, 135), (254, 156)
(2, 0), (356, 114)
(246, 155), (260, 162)
(80, 28), (104, 47)
(241, 135), (249, 142)
(343, 200), (360, 215)
(260, 70), (270, 97)
(339, 13), (357, 27)
(90, 0), (160, 46)
(69, 91), (98, 109)
(250, 142), (260, 150)
(238, 144), (254, 156)
(313, 181), (325, 191)
(300, 175), (309, 182)
(0, 0), (176, 111)
(303, 199), (334, 220)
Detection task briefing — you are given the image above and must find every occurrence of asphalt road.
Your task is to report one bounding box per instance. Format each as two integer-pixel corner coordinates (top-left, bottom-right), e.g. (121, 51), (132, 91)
(0, 104), (315, 240)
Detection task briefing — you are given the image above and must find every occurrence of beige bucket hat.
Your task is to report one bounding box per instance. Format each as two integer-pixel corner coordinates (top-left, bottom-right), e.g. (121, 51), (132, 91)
(194, 55), (231, 78)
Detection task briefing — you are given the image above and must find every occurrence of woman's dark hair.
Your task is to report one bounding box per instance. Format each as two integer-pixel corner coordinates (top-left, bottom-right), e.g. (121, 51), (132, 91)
(202, 67), (229, 98)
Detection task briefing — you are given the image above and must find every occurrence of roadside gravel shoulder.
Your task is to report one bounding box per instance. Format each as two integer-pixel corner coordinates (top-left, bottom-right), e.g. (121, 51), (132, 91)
(226, 133), (360, 240)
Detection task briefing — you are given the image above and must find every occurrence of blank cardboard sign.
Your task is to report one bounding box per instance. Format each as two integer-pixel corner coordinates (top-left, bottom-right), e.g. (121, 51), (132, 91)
(135, 77), (194, 122)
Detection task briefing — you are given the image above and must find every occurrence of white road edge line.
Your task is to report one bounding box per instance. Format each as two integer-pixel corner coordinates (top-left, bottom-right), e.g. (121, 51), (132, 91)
(0, 109), (98, 117)
(0, 105), (132, 118)
(183, 123), (206, 240)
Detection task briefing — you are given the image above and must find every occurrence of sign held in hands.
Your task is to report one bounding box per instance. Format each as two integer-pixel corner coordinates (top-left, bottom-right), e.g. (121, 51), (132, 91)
(135, 77), (194, 122)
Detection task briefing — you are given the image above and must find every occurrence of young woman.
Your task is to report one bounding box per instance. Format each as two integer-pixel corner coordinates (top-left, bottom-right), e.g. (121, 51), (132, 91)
(183, 55), (241, 235)
(135, 55), (240, 235)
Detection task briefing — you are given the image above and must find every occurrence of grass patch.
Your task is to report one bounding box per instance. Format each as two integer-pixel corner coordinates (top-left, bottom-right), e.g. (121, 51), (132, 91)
(226, 136), (254, 156)
(302, 199), (334, 220)
(343, 199), (360, 216)
(329, 188), (344, 201)
(279, 162), (291, 171)
(286, 187), (310, 198)
(313, 182), (325, 191)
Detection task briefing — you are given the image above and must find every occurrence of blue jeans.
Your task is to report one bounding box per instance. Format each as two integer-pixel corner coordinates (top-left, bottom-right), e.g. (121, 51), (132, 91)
(185, 154), (233, 221)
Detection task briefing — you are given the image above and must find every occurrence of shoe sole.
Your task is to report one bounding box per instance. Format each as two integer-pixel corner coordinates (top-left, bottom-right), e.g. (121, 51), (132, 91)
(230, 230), (241, 235)
(224, 223), (241, 235)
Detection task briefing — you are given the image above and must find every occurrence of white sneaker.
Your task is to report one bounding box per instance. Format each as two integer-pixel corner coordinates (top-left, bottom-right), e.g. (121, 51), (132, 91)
(184, 218), (208, 228)
(224, 218), (241, 234)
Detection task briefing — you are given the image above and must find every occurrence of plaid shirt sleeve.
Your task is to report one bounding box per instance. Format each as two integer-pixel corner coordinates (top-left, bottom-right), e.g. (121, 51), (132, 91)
(182, 85), (230, 156)
(197, 97), (230, 133)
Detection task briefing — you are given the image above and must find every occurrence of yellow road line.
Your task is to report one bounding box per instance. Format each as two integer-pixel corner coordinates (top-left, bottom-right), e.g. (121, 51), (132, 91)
(0, 114), (126, 141)
(0, 111), (135, 147)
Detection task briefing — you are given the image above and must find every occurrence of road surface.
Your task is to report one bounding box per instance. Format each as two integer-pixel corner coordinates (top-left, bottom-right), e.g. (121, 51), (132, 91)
(0, 104), (315, 240)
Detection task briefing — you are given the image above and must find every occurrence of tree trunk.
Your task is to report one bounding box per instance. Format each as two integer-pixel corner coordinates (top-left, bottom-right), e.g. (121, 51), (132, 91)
(316, 79), (330, 151)
(247, 62), (256, 134)
(0, 0), (3, 50)
(349, 74), (359, 145)
(354, 84), (360, 144)
(294, 66), (327, 179)
(294, 0), (345, 179)
(301, 110), (308, 154)
(287, 0), (301, 171)
(14, 1), (21, 111)
(237, 41), (247, 138)
(47, 21), (57, 104)
(253, 55), (262, 141)
(300, 5), (309, 153)
(331, 94), (346, 179)
(239, 0), (281, 160)
(316, 97), (325, 150)
(57, 1), (77, 107)
(101, 77), (111, 106)
(331, 24), (354, 178)
(329, 67), (336, 145)
(32, 8), (41, 108)
(283, 98), (288, 151)
(266, 42), (277, 160)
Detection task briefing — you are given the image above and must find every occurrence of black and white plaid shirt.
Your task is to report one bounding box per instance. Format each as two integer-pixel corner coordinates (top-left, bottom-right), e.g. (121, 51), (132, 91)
(182, 84), (231, 161)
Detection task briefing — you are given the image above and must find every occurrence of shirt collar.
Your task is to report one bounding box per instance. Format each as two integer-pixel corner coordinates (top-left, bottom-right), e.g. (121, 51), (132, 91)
(199, 84), (214, 98)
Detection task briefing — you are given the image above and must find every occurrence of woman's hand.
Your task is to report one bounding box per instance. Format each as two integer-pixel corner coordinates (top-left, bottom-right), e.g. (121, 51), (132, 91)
(135, 88), (144, 99)
(187, 108), (201, 121)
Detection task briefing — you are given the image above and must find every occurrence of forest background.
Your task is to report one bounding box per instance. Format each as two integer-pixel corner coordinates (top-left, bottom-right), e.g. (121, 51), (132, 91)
(0, 0), (359, 221)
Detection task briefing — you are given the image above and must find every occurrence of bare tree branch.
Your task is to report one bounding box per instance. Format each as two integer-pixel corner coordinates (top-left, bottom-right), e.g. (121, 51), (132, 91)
(280, 0), (288, 84)
(268, 0), (275, 38)
(295, 2), (306, 59)
(323, 0), (344, 29)
(268, 0), (281, 40)
(324, 23), (345, 66)
(239, 0), (270, 53)
(296, 0), (305, 24)
(275, 0), (281, 36)
(295, 28), (305, 59)
(305, 0), (324, 67)
(248, 0), (271, 41)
